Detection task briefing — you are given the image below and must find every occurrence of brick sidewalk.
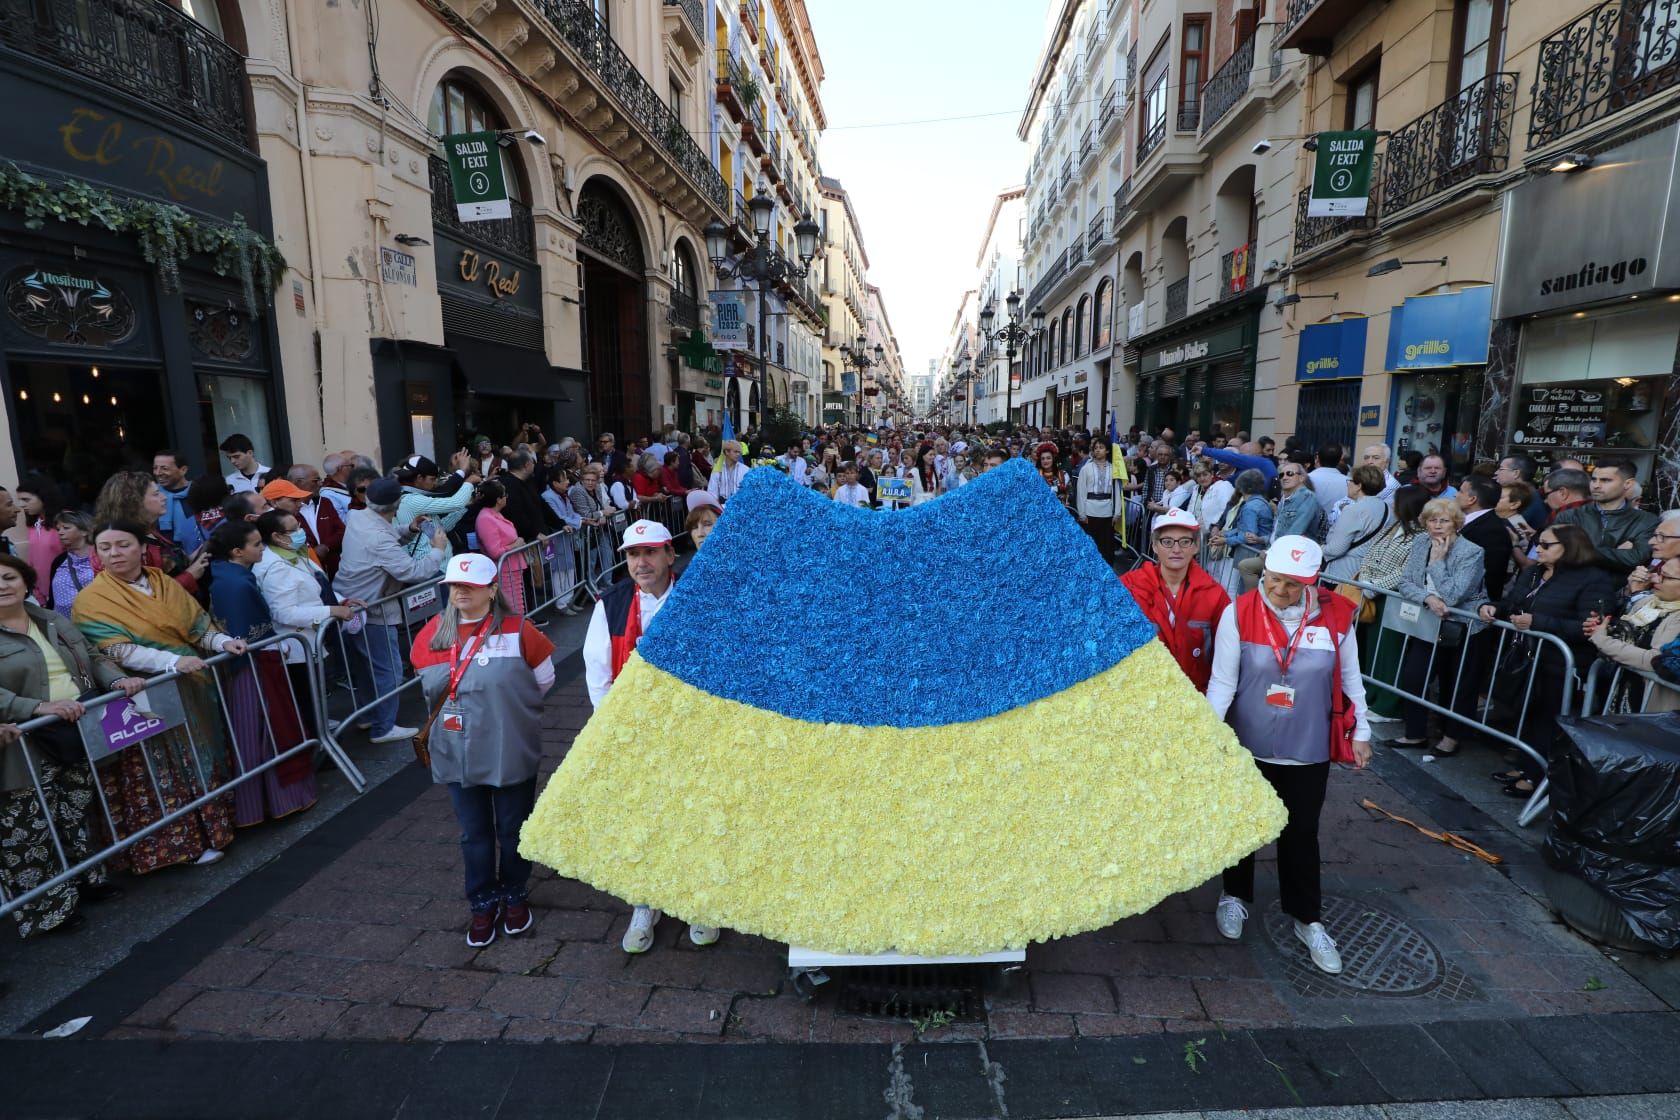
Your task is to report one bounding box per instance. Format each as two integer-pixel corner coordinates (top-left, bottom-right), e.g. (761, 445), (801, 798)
(100, 671), (1668, 1047)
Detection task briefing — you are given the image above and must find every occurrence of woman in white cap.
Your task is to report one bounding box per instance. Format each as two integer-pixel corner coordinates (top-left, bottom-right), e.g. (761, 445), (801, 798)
(1205, 535), (1371, 975)
(1120, 508), (1229, 693)
(684, 490), (722, 549)
(410, 553), (557, 949)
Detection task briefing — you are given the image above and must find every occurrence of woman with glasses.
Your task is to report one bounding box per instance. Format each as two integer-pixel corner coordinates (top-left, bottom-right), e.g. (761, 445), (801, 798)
(1480, 523), (1616, 796)
(1586, 555), (1680, 715)
(1623, 511), (1680, 605)
(1120, 508), (1229, 693)
(1393, 498), (1488, 754)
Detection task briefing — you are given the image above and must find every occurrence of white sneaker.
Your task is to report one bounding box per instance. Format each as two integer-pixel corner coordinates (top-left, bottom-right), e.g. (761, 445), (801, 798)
(622, 906), (662, 954)
(1294, 920), (1344, 974)
(194, 849), (225, 866)
(369, 724), (418, 744)
(688, 923), (720, 947)
(1215, 894), (1248, 940)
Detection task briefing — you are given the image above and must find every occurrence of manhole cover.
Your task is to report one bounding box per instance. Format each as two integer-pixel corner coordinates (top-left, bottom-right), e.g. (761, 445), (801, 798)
(830, 964), (989, 1023)
(1263, 895), (1482, 1000)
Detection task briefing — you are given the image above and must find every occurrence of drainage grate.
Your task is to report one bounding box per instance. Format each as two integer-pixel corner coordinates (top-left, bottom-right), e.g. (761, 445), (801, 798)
(1263, 894), (1483, 1001)
(830, 964), (990, 1022)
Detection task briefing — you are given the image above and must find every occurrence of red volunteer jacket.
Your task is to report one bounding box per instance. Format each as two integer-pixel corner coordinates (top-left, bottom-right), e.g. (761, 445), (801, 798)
(1120, 562), (1231, 693)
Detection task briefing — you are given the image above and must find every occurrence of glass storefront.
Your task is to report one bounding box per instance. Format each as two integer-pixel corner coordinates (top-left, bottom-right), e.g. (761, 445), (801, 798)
(9, 362), (171, 507)
(1392, 369), (1482, 478)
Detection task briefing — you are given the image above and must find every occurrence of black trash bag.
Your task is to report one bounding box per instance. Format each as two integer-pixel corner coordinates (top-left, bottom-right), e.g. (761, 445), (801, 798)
(1543, 711), (1680, 951)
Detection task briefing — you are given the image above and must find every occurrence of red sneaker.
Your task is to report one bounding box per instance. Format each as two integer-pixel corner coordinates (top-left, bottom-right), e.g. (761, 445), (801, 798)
(502, 901), (533, 937)
(467, 907), (499, 948)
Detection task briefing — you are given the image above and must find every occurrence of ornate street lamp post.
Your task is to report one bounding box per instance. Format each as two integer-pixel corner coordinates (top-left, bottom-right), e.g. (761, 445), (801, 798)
(840, 332), (884, 428)
(704, 189), (820, 435)
(978, 290), (1044, 433)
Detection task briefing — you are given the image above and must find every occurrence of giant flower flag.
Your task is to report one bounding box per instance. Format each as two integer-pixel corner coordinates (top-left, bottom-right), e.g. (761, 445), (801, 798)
(520, 457), (1285, 956)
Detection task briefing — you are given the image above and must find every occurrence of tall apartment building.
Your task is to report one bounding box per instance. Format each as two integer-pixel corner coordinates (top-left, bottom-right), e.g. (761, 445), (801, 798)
(936, 289), (978, 425)
(1018, 0), (1306, 440)
(971, 187), (1027, 425)
(819, 175), (870, 427)
(864, 283), (907, 424)
(710, 0), (828, 433)
(1273, 0), (1680, 504)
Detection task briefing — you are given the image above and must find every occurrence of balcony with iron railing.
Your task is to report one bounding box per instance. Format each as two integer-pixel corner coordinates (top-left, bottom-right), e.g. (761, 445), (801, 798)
(668, 289), (700, 329)
(1200, 31), (1257, 135)
(1529, 0), (1680, 147)
(534, 0), (726, 209)
(1026, 249), (1069, 313)
(1219, 241), (1256, 300)
(1139, 112), (1167, 162)
(716, 48), (746, 120)
(1293, 154), (1380, 255)
(1380, 72), (1517, 214)
(429, 155), (536, 261)
(1067, 235), (1085, 269)
(1079, 122), (1096, 164)
(740, 0), (761, 41)
(1086, 19), (1102, 61)
(0, 0), (252, 148)
(1099, 80), (1122, 136)
(1087, 208), (1108, 253)
(1165, 277), (1189, 323)
(744, 98), (767, 155)
(1177, 98), (1201, 132)
(664, 0), (702, 39)
(1278, 0), (1371, 56)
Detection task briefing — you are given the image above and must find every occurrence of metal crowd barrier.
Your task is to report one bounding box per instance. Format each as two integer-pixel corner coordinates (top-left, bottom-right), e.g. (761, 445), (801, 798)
(1577, 657), (1680, 717)
(0, 632), (352, 923)
(1329, 574), (1579, 827)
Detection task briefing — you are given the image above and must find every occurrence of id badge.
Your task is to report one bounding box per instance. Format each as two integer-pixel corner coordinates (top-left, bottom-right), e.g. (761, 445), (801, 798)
(1265, 684), (1296, 710)
(440, 703), (466, 735)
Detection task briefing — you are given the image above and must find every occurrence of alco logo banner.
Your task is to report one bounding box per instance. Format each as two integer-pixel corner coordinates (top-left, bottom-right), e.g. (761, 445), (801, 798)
(710, 292), (747, 350)
(1307, 130), (1378, 217)
(443, 131), (511, 222)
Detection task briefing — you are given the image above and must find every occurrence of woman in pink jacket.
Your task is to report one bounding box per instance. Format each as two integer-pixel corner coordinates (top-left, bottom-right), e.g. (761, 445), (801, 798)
(471, 482), (528, 615)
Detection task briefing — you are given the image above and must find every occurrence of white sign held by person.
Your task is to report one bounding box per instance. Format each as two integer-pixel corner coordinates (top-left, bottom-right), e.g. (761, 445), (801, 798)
(710, 293), (747, 351)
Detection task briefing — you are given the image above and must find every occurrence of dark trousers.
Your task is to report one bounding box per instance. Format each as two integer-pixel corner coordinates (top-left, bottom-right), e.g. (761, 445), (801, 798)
(447, 778), (538, 913)
(1082, 514), (1116, 561)
(1399, 633), (1480, 740)
(1223, 761), (1329, 924)
(1516, 660), (1573, 784)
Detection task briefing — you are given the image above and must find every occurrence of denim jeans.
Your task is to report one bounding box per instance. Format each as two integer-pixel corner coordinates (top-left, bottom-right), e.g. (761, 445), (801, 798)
(356, 623), (404, 734)
(447, 778), (539, 912)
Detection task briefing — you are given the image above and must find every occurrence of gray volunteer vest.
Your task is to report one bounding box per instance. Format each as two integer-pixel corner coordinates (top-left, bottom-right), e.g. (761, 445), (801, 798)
(1226, 601), (1338, 764)
(419, 625), (546, 787)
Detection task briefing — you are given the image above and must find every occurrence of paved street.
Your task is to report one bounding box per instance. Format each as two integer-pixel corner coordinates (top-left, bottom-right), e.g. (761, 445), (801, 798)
(6, 645), (1677, 1118)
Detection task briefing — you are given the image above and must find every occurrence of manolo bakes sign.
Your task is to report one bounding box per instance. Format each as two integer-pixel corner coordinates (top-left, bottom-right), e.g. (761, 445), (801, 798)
(1141, 321), (1249, 375)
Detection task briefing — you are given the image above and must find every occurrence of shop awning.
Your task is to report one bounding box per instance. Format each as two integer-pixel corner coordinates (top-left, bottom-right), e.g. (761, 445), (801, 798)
(446, 332), (573, 401)
(1384, 286), (1492, 371)
(1295, 317), (1368, 381)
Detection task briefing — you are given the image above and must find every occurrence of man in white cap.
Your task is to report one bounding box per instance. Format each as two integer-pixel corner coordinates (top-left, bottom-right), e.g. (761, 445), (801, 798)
(1204, 535), (1371, 976)
(580, 519), (720, 954)
(1119, 508), (1230, 693)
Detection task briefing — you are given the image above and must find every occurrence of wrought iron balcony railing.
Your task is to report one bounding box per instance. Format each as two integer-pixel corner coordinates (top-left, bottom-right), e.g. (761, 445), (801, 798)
(664, 0), (701, 35)
(0, 0), (251, 147)
(1080, 123), (1095, 161)
(1165, 277), (1189, 323)
(1113, 179), (1131, 217)
(1201, 32), (1256, 134)
(1530, 0), (1680, 146)
(1099, 80), (1119, 130)
(1177, 100), (1201, 132)
(1380, 72), (1516, 213)
(1067, 236), (1085, 268)
(1293, 156), (1380, 255)
(1219, 240), (1256, 299)
(1088, 208), (1107, 251)
(429, 155), (536, 261)
(538, 0), (726, 209)
(668, 289), (700, 329)
(1139, 114), (1166, 161)
(1026, 249), (1069, 313)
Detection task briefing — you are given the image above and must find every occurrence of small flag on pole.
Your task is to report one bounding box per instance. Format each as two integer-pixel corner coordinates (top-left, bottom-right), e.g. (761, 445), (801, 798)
(1109, 411), (1129, 542)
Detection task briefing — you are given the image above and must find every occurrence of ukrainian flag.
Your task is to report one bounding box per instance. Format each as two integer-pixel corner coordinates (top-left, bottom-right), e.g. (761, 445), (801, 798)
(521, 458), (1284, 956)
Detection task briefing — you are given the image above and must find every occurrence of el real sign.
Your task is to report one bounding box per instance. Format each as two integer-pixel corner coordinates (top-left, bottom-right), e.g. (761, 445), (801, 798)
(443, 130), (511, 222)
(1307, 131), (1378, 218)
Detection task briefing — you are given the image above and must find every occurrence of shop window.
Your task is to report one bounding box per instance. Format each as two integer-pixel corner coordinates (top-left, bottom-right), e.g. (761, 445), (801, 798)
(1344, 60), (1380, 130)
(198, 373), (275, 481)
(428, 77), (527, 203)
(9, 362), (172, 508)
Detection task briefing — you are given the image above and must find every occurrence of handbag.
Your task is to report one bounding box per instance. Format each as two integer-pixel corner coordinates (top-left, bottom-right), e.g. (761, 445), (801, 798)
(1334, 579), (1379, 625)
(1206, 501), (1243, 562)
(1327, 611), (1359, 765)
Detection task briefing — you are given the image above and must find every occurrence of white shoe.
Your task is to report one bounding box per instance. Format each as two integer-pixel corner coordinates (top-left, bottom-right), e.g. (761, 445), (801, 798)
(622, 906), (661, 954)
(369, 724), (418, 744)
(1294, 920), (1344, 974)
(688, 923), (720, 947)
(1215, 894), (1248, 940)
(194, 849), (225, 866)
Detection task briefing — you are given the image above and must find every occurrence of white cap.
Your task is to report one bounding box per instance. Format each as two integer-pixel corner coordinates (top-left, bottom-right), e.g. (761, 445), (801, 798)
(1265, 535), (1323, 582)
(686, 490), (722, 514)
(619, 519), (674, 551)
(1151, 508), (1200, 536)
(441, 553), (498, 586)
(951, 440), (968, 453)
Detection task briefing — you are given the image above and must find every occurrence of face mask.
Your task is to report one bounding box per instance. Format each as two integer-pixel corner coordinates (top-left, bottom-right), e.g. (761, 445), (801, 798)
(288, 529), (308, 550)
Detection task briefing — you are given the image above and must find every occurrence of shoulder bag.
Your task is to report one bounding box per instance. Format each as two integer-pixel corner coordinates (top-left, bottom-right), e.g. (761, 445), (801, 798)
(1332, 510), (1391, 625)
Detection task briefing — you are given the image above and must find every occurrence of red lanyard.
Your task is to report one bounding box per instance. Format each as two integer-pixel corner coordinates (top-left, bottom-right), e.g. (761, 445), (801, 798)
(446, 620), (492, 702)
(1154, 565), (1182, 634)
(1259, 600), (1314, 678)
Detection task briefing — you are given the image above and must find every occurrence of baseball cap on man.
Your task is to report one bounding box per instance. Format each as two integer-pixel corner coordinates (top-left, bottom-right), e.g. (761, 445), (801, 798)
(441, 553), (498, 586)
(1151, 508), (1200, 535)
(1264, 535), (1323, 582)
(619, 520), (674, 551)
(261, 479), (312, 501)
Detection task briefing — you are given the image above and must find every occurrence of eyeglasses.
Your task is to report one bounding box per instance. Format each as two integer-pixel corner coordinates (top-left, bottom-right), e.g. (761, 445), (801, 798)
(1656, 569), (1680, 584)
(1278, 470), (1302, 478)
(1537, 538), (1561, 549)
(1653, 532), (1680, 544)
(1156, 537), (1197, 550)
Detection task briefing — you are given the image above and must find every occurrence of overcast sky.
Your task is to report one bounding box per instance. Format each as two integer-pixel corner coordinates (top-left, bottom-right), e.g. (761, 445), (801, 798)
(806, 0), (1046, 378)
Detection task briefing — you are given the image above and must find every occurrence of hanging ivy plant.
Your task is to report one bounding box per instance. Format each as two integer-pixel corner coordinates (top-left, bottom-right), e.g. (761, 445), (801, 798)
(0, 162), (287, 315)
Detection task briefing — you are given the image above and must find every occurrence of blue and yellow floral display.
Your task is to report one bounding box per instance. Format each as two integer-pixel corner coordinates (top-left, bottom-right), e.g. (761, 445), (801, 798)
(521, 458), (1286, 955)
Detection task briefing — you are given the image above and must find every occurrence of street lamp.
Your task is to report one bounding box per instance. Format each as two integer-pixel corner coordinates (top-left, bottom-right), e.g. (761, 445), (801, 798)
(978, 289), (1043, 432)
(703, 185), (821, 434)
(840, 332), (885, 426)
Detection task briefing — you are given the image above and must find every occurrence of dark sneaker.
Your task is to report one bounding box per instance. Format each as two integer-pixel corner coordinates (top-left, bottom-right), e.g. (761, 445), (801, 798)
(502, 901), (533, 937)
(467, 907), (499, 948)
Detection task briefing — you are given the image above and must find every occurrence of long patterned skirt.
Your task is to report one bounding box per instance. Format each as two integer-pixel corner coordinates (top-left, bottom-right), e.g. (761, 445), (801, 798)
(100, 674), (236, 874)
(0, 760), (109, 938)
(222, 650), (317, 826)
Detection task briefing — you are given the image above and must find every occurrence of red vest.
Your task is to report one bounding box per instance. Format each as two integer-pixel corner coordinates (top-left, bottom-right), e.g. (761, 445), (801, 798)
(601, 574), (675, 680)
